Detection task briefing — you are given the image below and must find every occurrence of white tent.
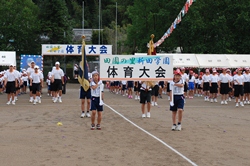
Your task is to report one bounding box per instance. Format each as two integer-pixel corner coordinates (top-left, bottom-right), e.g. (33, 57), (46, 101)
(226, 54), (250, 68)
(0, 51), (16, 66)
(195, 54), (230, 68)
(171, 54), (199, 67)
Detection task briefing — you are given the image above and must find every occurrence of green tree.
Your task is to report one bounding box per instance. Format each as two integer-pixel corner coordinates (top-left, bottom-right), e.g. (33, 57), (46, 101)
(0, 0), (41, 54)
(39, 0), (73, 44)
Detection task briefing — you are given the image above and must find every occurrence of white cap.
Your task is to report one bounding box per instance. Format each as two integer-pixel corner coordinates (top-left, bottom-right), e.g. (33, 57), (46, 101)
(55, 61), (60, 65)
(34, 65), (39, 69)
(92, 71), (99, 75)
(9, 63), (14, 67)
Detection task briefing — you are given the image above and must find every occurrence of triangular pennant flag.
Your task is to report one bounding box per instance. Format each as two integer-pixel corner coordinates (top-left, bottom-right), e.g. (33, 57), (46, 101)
(181, 7), (185, 17)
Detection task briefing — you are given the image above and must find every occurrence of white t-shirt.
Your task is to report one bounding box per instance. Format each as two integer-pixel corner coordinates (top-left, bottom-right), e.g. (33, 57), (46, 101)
(197, 79), (202, 85)
(243, 73), (250, 82)
(30, 72), (43, 83)
(27, 67), (35, 78)
(169, 79), (184, 95)
(21, 76), (28, 82)
(219, 73), (230, 83)
(210, 74), (219, 83)
(188, 75), (195, 82)
(51, 68), (64, 79)
(4, 70), (18, 82)
(90, 80), (103, 97)
(181, 73), (188, 82)
(202, 74), (211, 83)
(233, 74), (244, 85)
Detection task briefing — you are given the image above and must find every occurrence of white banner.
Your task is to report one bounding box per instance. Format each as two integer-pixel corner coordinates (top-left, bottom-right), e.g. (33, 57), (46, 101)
(100, 55), (173, 81)
(42, 44), (112, 55)
(0, 51), (16, 66)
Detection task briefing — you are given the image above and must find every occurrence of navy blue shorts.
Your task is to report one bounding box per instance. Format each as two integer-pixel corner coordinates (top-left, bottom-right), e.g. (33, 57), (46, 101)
(80, 87), (91, 99)
(90, 97), (103, 111)
(159, 81), (164, 88)
(170, 95), (185, 111)
(114, 81), (119, 86)
(127, 81), (134, 88)
(122, 85), (126, 91)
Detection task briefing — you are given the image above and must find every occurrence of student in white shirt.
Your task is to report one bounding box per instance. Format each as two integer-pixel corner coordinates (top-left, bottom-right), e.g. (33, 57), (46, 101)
(169, 69), (185, 131)
(90, 71), (104, 130)
(121, 80), (127, 96)
(21, 72), (28, 94)
(233, 68), (244, 107)
(218, 68), (231, 104)
(209, 69), (219, 103)
(51, 62), (64, 103)
(4, 64), (18, 105)
(140, 81), (154, 118)
(27, 61), (35, 102)
(243, 67), (250, 104)
(30, 66), (43, 104)
(202, 69), (211, 101)
(187, 70), (195, 98)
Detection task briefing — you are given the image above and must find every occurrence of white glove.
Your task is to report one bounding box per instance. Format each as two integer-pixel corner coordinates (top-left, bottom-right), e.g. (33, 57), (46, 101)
(99, 100), (104, 106)
(170, 101), (174, 106)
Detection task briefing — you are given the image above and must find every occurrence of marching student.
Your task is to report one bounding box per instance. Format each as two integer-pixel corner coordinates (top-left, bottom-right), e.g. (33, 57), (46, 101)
(140, 81), (154, 118)
(209, 69), (219, 103)
(21, 72), (28, 94)
(180, 67), (188, 98)
(80, 66), (92, 118)
(151, 81), (159, 106)
(169, 69), (185, 131)
(158, 81), (165, 98)
(134, 81), (141, 100)
(243, 67), (250, 104)
(218, 68), (231, 105)
(127, 80), (134, 99)
(30, 66), (43, 104)
(226, 69), (233, 101)
(197, 75), (203, 97)
(13, 65), (22, 102)
(51, 62), (64, 103)
(27, 61), (35, 102)
(233, 68), (244, 107)
(202, 69), (211, 101)
(4, 64), (18, 105)
(90, 71), (104, 130)
(46, 72), (52, 96)
(187, 70), (195, 98)
(121, 80), (127, 96)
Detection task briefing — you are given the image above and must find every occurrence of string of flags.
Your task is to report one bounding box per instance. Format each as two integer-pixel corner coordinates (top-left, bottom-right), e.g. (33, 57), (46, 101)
(154, 0), (196, 47)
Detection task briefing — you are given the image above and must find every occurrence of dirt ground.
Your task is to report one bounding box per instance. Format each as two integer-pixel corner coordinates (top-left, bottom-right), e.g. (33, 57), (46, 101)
(0, 83), (250, 166)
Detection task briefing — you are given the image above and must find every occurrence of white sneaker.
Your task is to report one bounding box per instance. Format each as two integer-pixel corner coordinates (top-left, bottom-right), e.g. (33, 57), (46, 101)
(38, 99), (41, 104)
(221, 101), (224, 105)
(29, 99), (33, 103)
(235, 103), (239, 107)
(240, 102), (244, 107)
(58, 98), (62, 103)
(176, 125), (182, 131)
(137, 96), (140, 100)
(210, 99), (213, 103)
(168, 96), (170, 101)
(244, 101), (247, 104)
(142, 114), (146, 118)
(171, 125), (177, 131)
(146, 112), (151, 118)
(214, 98), (217, 103)
(247, 101), (250, 105)
(53, 98), (58, 103)
(154, 102), (158, 106)
(6, 101), (11, 105)
(33, 100), (37, 105)
(204, 97), (207, 101)
(151, 102), (154, 106)
(86, 112), (91, 118)
(228, 98), (231, 101)
(80, 113), (85, 118)
(12, 101), (15, 105)
(224, 101), (228, 105)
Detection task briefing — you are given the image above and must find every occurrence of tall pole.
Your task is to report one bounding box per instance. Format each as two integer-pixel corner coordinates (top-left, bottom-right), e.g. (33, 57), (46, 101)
(82, 1), (84, 35)
(99, 0), (101, 45)
(116, 2), (117, 55)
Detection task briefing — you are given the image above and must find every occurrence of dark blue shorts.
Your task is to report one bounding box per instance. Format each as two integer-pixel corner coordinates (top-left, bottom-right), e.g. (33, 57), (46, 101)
(90, 97), (103, 111)
(159, 81), (164, 88)
(170, 95), (185, 111)
(114, 81), (120, 86)
(80, 87), (91, 99)
(127, 81), (133, 88)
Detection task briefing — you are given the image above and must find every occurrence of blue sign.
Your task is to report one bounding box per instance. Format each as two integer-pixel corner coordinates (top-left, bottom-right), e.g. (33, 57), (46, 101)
(20, 55), (43, 71)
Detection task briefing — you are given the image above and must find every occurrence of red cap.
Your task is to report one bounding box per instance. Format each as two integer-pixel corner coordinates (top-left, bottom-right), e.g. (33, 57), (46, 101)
(174, 69), (181, 75)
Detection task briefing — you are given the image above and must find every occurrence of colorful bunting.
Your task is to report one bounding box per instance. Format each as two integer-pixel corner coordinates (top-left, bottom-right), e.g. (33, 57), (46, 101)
(154, 0), (195, 48)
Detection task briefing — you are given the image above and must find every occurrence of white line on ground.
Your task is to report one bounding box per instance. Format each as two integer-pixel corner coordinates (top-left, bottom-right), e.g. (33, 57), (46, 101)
(104, 103), (198, 166)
